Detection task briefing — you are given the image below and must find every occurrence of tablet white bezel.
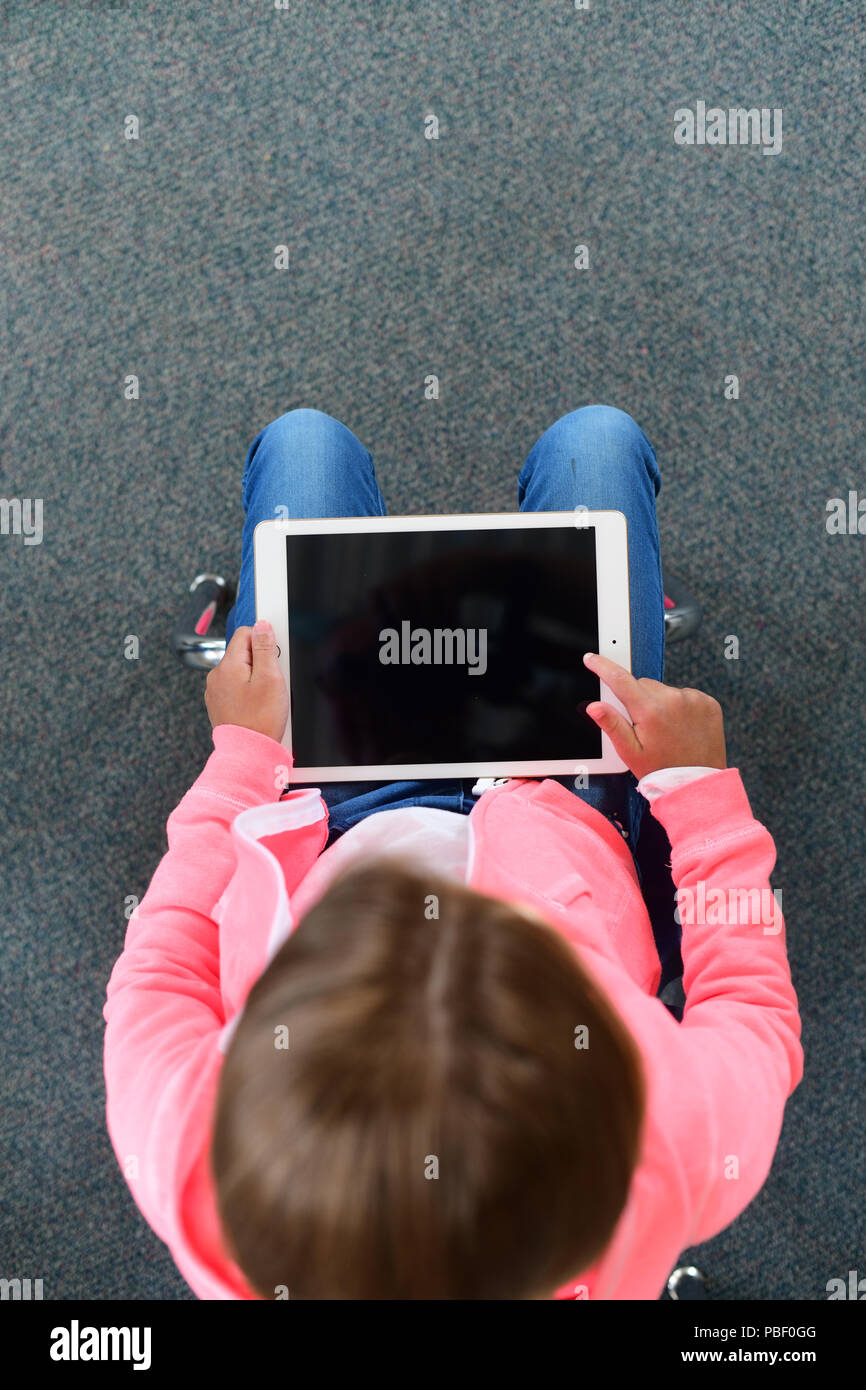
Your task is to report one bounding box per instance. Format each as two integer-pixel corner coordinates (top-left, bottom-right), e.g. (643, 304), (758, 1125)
(253, 510), (632, 778)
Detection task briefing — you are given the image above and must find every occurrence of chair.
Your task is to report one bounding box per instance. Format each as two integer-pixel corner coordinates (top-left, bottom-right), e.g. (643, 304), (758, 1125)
(172, 573), (235, 671)
(663, 1266), (709, 1300)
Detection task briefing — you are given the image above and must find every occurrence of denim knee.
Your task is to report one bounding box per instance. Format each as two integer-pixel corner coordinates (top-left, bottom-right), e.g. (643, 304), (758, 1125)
(261, 407), (344, 444)
(243, 408), (358, 501)
(553, 404), (649, 446)
(545, 404), (659, 490)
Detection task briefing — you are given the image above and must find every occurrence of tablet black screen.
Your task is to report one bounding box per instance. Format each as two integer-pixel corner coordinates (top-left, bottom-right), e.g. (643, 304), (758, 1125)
(285, 526), (603, 768)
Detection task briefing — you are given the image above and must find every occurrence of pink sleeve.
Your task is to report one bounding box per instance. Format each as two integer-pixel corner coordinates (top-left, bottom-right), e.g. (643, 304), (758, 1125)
(102, 724), (287, 1239)
(647, 768), (804, 1243)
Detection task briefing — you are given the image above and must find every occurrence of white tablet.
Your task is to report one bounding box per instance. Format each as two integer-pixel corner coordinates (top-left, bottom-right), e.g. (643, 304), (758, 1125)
(253, 511), (632, 780)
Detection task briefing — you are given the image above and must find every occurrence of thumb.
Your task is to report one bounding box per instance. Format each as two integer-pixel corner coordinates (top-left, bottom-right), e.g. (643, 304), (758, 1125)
(586, 701), (642, 766)
(250, 619), (280, 676)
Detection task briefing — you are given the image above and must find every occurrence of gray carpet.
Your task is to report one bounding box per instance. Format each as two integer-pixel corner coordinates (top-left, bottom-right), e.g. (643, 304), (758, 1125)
(1, 0), (863, 1300)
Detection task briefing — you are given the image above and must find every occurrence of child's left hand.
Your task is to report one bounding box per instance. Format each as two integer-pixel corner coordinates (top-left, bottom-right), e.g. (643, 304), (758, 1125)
(205, 620), (289, 743)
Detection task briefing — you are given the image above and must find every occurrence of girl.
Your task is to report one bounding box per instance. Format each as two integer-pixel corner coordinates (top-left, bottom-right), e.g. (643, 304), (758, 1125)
(104, 406), (802, 1299)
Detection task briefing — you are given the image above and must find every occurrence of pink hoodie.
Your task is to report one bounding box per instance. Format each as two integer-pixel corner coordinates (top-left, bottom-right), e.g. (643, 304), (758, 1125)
(103, 725), (803, 1300)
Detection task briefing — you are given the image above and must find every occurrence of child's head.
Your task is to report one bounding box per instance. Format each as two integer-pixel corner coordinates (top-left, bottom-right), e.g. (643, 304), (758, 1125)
(213, 861), (645, 1300)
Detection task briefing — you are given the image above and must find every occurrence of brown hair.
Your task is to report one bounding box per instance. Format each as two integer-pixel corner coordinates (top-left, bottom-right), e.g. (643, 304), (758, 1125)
(212, 860), (645, 1299)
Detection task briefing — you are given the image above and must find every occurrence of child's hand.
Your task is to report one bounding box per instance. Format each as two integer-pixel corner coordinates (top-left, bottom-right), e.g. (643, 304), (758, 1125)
(583, 652), (727, 780)
(205, 620), (289, 743)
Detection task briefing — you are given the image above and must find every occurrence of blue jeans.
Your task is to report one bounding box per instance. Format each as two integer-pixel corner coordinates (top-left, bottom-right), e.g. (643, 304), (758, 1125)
(224, 405), (665, 853)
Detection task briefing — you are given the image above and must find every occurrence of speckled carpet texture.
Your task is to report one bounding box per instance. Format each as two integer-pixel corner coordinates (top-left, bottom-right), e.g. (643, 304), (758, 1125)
(0, 0), (863, 1300)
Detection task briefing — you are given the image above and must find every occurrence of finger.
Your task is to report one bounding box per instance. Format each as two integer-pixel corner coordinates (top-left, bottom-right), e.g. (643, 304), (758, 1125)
(585, 700), (644, 764)
(221, 626), (254, 671)
(250, 619), (282, 680)
(583, 651), (649, 718)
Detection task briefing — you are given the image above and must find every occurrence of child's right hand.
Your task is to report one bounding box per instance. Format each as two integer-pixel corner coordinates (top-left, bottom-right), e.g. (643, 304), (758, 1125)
(205, 620), (290, 744)
(582, 651), (727, 780)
